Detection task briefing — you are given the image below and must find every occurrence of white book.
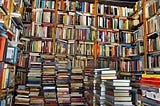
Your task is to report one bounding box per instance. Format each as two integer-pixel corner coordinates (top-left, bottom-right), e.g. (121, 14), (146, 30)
(115, 86), (132, 90)
(114, 96), (131, 101)
(114, 101), (132, 106)
(113, 80), (130, 83)
(113, 82), (130, 87)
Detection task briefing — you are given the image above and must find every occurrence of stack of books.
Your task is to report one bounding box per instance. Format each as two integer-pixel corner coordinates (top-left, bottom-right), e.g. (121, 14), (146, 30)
(140, 74), (160, 106)
(70, 68), (84, 105)
(26, 53), (43, 105)
(41, 55), (57, 105)
(105, 80), (132, 106)
(56, 57), (70, 104)
(14, 85), (30, 105)
(84, 69), (94, 106)
(93, 68), (117, 105)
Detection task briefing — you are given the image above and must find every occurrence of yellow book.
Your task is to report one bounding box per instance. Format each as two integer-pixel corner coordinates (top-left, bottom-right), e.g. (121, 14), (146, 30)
(32, 0), (36, 8)
(1, 69), (6, 89)
(142, 74), (160, 78)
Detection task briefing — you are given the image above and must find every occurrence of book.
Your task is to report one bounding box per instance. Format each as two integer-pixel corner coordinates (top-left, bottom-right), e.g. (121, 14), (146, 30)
(0, 35), (7, 61)
(43, 11), (51, 23)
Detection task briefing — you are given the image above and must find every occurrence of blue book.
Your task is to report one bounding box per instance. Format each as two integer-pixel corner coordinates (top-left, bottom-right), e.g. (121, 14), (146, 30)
(41, 0), (45, 8)
(134, 59), (137, 71)
(142, 97), (160, 106)
(104, 17), (106, 28)
(81, 2), (84, 12)
(36, 0), (40, 8)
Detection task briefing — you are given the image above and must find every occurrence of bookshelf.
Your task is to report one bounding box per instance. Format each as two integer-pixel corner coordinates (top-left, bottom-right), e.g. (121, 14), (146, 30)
(0, 0), (24, 106)
(0, 0), (158, 105)
(140, 0), (160, 105)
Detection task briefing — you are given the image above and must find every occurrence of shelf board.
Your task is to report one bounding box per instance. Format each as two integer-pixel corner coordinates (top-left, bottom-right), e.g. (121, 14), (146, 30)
(146, 13), (157, 21)
(148, 51), (160, 55)
(147, 31), (159, 39)
(129, 7), (143, 18)
(98, 0), (137, 8)
(25, 7), (32, 12)
(22, 21), (32, 24)
(41, 23), (55, 27)
(43, 8), (55, 12)
(120, 72), (132, 76)
(132, 38), (143, 45)
(130, 22), (143, 30)
(98, 28), (119, 32)
(0, 4), (8, 15)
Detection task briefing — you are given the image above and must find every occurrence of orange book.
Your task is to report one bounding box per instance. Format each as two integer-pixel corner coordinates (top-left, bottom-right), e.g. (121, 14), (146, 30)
(0, 36), (7, 61)
(61, 0), (65, 10)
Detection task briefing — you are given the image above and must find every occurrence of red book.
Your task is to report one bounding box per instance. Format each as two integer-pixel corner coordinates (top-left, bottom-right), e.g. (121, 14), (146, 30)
(141, 78), (160, 85)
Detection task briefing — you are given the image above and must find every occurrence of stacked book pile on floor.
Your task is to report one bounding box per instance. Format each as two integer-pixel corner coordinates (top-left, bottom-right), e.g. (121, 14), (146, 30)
(84, 69), (94, 106)
(14, 85), (30, 105)
(93, 68), (117, 105)
(70, 68), (84, 105)
(27, 53), (44, 105)
(41, 55), (57, 105)
(105, 80), (132, 106)
(55, 56), (70, 104)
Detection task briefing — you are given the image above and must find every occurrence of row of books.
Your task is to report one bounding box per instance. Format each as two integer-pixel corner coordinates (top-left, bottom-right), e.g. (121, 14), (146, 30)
(97, 30), (119, 43)
(120, 58), (144, 72)
(145, 0), (160, 19)
(97, 4), (133, 17)
(33, 0), (55, 9)
(97, 16), (118, 29)
(146, 15), (159, 35)
(96, 43), (142, 58)
(119, 31), (132, 44)
(55, 39), (95, 56)
(21, 39), (53, 53)
(148, 55), (160, 69)
(31, 9), (133, 30)
(119, 43), (144, 57)
(58, 1), (94, 13)
(0, 63), (15, 105)
(71, 56), (91, 69)
(56, 26), (95, 41)
(23, 9), (32, 22)
(97, 58), (110, 69)
(132, 25), (144, 41)
(148, 35), (160, 52)
(0, 63), (15, 90)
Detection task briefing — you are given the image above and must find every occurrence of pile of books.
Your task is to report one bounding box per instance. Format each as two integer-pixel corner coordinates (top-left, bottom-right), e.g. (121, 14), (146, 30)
(105, 80), (132, 106)
(56, 57), (70, 104)
(70, 68), (84, 105)
(26, 53), (43, 105)
(41, 55), (57, 105)
(140, 74), (160, 106)
(15, 85), (30, 105)
(84, 69), (94, 106)
(93, 68), (117, 105)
